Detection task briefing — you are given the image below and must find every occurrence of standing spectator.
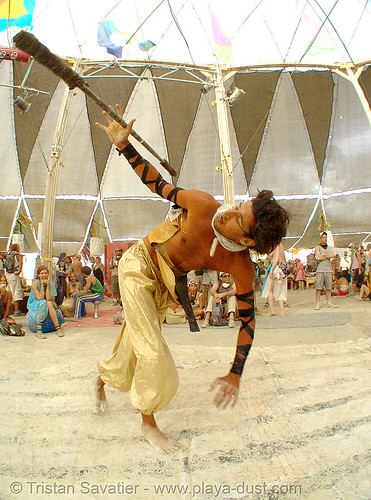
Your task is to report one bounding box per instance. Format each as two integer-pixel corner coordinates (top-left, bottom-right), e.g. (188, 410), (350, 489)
(3, 243), (23, 317)
(365, 243), (371, 288)
(72, 255), (84, 286)
(340, 250), (351, 280)
(110, 248), (123, 303)
(201, 270), (218, 308)
(55, 252), (67, 306)
(202, 272), (237, 328)
(65, 255), (73, 274)
(93, 256), (106, 286)
(294, 258), (305, 290)
(261, 243), (287, 316)
(332, 253), (341, 276)
(350, 246), (362, 295)
(314, 232), (336, 310)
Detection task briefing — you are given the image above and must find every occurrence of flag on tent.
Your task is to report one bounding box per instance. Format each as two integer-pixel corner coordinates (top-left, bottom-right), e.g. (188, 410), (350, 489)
(97, 20), (123, 58)
(294, 0), (337, 60)
(0, 0), (36, 33)
(97, 20), (156, 58)
(138, 40), (156, 52)
(209, 8), (233, 62)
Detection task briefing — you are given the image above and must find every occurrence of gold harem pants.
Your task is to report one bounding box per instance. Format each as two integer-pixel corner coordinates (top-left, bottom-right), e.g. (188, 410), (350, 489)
(97, 240), (179, 415)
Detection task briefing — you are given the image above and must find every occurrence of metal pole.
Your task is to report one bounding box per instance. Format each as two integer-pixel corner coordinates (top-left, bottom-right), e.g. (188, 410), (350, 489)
(214, 66), (235, 205)
(41, 60), (80, 273)
(334, 64), (371, 127)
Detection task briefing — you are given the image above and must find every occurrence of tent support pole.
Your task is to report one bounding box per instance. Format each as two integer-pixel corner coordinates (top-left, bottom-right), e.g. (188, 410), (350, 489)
(214, 66), (235, 205)
(334, 64), (371, 127)
(41, 60), (80, 273)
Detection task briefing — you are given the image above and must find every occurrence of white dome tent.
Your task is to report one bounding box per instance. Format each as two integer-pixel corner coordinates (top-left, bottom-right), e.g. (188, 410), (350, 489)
(0, 0), (370, 257)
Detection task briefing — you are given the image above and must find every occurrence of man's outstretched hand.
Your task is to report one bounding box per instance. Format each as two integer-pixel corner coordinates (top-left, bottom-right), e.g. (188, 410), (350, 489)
(95, 104), (135, 150)
(209, 372), (240, 409)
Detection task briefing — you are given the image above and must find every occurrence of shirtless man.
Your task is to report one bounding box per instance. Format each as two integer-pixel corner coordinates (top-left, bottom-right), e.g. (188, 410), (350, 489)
(71, 254), (84, 285)
(95, 105), (289, 453)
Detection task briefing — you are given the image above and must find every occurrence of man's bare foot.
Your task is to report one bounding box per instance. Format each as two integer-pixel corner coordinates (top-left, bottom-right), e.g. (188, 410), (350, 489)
(94, 377), (108, 414)
(278, 312), (285, 317)
(141, 414), (182, 453)
(267, 311), (275, 316)
(141, 423), (182, 453)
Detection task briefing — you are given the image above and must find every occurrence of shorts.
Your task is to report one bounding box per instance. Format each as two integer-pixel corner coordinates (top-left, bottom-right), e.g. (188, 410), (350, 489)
(5, 272), (23, 301)
(201, 270), (218, 286)
(315, 272), (332, 290)
(351, 268), (360, 283)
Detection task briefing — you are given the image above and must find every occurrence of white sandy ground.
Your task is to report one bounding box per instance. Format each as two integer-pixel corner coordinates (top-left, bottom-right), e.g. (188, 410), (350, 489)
(0, 289), (370, 500)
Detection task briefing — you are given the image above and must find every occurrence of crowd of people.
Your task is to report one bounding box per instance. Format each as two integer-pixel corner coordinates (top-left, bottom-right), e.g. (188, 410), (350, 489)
(0, 237), (370, 335)
(0, 247), (108, 338)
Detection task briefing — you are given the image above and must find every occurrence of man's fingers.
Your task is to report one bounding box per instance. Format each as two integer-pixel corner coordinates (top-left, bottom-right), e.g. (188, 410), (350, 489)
(221, 394), (232, 410)
(127, 118), (136, 133)
(115, 103), (123, 115)
(209, 379), (219, 391)
(95, 122), (107, 131)
(230, 393), (238, 407)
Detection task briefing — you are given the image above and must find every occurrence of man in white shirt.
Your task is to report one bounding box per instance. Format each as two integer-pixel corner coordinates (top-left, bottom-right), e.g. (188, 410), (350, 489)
(340, 250), (351, 279)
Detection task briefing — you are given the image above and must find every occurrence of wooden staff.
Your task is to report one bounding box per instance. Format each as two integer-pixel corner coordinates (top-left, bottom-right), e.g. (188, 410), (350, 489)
(13, 31), (177, 177)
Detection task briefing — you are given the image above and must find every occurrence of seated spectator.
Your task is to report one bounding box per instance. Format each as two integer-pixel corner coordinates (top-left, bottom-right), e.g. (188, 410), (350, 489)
(188, 279), (204, 319)
(60, 273), (82, 318)
(72, 266), (104, 319)
(356, 282), (371, 301)
(165, 301), (186, 324)
(0, 275), (12, 319)
(331, 272), (349, 296)
(202, 272), (237, 328)
(26, 265), (64, 339)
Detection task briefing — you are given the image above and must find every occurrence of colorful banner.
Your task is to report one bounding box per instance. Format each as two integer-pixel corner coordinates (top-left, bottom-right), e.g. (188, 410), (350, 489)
(97, 20), (156, 58)
(0, 0), (36, 33)
(209, 8), (233, 62)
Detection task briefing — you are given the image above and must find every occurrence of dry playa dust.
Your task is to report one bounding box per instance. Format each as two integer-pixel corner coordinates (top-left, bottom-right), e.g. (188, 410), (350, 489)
(0, 289), (370, 500)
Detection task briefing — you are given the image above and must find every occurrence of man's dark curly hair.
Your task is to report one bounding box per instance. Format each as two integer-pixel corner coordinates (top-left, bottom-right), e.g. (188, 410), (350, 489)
(250, 190), (290, 254)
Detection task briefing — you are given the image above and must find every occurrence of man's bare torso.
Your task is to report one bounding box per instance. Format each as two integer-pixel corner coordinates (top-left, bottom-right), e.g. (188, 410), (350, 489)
(143, 193), (253, 282)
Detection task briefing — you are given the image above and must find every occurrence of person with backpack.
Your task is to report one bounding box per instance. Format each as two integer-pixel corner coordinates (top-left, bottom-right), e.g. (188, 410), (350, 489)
(1, 243), (24, 317)
(202, 273), (237, 328)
